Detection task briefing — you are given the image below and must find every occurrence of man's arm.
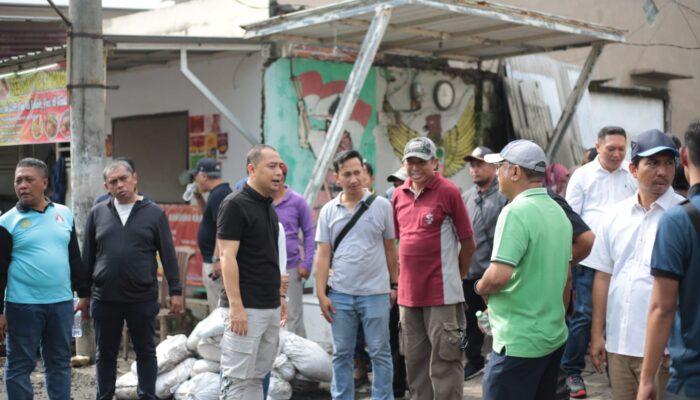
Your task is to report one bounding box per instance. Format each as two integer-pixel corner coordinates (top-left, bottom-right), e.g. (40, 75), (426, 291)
(475, 261), (513, 297)
(68, 222), (91, 319)
(637, 276), (679, 400)
(0, 225), (12, 341)
(155, 212), (183, 314)
(459, 237), (476, 279)
(219, 238), (250, 336)
(299, 199), (316, 278)
(383, 238), (399, 305)
(590, 270), (611, 373)
(572, 231), (595, 266)
(314, 242), (335, 322)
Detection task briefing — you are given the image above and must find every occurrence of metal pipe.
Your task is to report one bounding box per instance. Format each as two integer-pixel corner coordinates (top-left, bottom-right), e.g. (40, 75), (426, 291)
(302, 7), (392, 206)
(545, 42), (604, 162)
(179, 49), (258, 146)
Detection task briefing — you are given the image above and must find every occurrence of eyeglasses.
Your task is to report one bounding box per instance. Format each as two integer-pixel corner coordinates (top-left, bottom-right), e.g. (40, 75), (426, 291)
(493, 162), (509, 170)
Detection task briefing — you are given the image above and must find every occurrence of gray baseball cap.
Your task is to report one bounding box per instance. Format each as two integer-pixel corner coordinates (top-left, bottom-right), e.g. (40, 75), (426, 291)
(403, 137), (437, 162)
(387, 167), (408, 183)
(484, 139), (547, 173)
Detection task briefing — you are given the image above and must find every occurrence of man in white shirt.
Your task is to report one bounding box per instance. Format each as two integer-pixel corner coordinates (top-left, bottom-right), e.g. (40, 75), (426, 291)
(587, 129), (682, 400)
(563, 126), (638, 398)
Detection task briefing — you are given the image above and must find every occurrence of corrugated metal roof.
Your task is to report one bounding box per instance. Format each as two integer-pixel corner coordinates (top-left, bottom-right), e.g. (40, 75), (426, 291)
(243, 0), (625, 61)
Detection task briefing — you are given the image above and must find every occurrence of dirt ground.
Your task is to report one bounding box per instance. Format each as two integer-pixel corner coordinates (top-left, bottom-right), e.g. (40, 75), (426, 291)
(0, 353), (611, 399)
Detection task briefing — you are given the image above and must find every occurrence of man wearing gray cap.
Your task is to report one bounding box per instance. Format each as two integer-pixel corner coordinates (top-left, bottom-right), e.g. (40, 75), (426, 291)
(587, 129), (682, 400)
(393, 137), (475, 400)
(478, 139), (572, 400)
(461, 146), (507, 380)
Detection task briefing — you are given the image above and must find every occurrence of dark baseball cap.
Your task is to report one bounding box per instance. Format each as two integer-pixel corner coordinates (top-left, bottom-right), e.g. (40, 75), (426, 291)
(464, 146), (495, 162)
(631, 129), (679, 159)
(189, 157), (221, 175)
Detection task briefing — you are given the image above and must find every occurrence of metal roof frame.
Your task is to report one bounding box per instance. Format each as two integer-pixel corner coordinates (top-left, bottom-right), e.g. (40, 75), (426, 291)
(243, 0), (624, 206)
(0, 35), (268, 146)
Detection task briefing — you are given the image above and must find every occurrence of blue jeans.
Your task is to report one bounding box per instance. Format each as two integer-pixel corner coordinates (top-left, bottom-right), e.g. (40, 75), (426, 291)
(4, 300), (73, 400)
(561, 265), (594, 376)
(329, 290), (393, 400)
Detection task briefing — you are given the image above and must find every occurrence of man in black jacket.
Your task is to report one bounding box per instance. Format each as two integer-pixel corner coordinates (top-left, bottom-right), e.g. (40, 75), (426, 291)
(79, 159), (182, 400)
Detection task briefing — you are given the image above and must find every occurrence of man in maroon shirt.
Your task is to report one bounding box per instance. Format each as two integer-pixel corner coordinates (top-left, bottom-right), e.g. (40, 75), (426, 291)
(392, 137), (476, 400)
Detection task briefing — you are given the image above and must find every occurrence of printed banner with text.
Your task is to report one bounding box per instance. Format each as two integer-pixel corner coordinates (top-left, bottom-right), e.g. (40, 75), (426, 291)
(0, 66), (71, 146)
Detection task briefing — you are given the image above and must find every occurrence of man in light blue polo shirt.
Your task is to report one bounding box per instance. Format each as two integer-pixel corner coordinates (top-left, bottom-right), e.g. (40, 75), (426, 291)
(315, 150), (399, 400)
(0, 158), (89, 399)
(638, 120), (700, 400)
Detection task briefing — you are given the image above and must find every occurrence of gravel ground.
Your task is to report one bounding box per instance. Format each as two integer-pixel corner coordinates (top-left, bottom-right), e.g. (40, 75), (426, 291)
(0, 354), (611, 399)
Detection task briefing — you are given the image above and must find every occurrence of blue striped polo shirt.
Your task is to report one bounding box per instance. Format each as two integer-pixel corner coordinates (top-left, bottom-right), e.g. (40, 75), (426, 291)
(0, 202), (74, 304)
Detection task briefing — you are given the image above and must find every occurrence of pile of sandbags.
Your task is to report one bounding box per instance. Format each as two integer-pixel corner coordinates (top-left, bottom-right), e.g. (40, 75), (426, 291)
(114, 308), (333, 400)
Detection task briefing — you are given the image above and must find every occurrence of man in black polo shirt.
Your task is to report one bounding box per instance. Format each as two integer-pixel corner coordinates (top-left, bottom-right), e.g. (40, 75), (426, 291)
(217, 144), (287, 399)
(191, 157), (232, 313)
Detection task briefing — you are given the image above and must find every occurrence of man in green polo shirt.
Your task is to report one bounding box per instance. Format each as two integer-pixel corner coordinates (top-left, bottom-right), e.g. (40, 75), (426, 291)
(476, 140), (572, 400)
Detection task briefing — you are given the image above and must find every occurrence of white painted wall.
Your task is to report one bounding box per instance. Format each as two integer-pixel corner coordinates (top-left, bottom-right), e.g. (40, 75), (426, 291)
(106, 52), (264, 186)
(589, 93), (665, 140)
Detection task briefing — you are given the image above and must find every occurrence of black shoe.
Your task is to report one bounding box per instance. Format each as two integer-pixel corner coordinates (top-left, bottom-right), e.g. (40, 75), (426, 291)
(464, 362), (485, 381)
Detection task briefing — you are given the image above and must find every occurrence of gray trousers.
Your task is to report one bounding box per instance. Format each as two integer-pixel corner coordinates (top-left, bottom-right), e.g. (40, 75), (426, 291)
(202, 262), (224, 314)
(286, 267), (307, 337)
(220, 307), (280, 400)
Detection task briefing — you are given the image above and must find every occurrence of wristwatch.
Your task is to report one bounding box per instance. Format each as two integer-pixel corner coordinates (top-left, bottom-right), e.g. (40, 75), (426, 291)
(211, 256), (220, 263)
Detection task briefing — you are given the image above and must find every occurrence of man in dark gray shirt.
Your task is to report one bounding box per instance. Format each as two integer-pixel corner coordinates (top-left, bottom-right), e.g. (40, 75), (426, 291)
(461, 146), (507, 380)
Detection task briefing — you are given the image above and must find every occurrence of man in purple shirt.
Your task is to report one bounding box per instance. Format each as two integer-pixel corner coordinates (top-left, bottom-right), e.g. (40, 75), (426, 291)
(272, 163), (315, 337)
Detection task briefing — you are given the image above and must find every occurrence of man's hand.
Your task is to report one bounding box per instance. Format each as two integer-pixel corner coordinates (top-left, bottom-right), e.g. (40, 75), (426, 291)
(390, 289), (397, 307)
(636, 380), (657, 400)
(230, 304), (248, 336)
(0, 315), (7, 343)
(280, 298), (288, 327)
(281, 275), (289, 295)
(76, 297), (91, 321)
(298, 267), (310, 280)
(589, 334), (607, 374)
(318, 295), (336, 323)
(211, 261), (222, 280)
(170, 295), (184, 315)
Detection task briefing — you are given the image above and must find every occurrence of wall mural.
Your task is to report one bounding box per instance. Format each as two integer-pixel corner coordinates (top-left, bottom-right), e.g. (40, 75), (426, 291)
(264, 58), (377, 217)
(263, 58), (477, 217)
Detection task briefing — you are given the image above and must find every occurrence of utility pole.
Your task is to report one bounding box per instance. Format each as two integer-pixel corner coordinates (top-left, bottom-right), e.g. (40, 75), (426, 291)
(69, 0), (105, 362)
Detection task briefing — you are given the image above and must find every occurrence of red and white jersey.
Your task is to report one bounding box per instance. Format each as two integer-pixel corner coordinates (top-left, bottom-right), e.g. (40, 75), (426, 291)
(393, 173), (474, 307)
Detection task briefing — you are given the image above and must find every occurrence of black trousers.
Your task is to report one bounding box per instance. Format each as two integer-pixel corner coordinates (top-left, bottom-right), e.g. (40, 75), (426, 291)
(92, 299), (160, 400)
(463, 278), (487, 366)
(389, 302), (407, 394)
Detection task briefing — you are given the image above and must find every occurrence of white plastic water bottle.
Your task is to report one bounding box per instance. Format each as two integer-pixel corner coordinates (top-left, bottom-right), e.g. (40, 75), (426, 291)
(475, 310), (492, 336)
(182, 182), (198, 202)
(72, 298), (82, 338)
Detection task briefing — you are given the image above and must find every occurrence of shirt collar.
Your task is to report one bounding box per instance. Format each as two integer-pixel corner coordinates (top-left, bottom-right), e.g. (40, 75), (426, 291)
(243, 183), (273, 204)
(16, 198), (54, 213)
(593, 156), (628, 175)
(334, 189), (372, 209)
(689, 184), (700, 198)
(402, 172), (442, 194)
(512, 187), (547, 203)
(631, 186), (681, 211)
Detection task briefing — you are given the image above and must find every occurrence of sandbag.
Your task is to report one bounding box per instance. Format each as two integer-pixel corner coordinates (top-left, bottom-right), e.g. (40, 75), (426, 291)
(156, 334), (192, 374)
(280, 331), (332, 382)
(156, 357), (196, 399)
(196, 307), (226, 338)
(191, 359), (220, 376)
(174, 372), (220, 400)
(197, 336), (222, 362)
(266, 375), (292, 400)
(272, 353), (296, 382)
(186, 332), (201, 353)
(115, 371), (138, 400)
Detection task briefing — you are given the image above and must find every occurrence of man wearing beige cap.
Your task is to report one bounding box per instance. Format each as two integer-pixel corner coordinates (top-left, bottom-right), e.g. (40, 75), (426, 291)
(478, 139), (571, 400)
(461, 146), (507, 380)
(393, 136), (475, 400)
(385, 167), (407, 200)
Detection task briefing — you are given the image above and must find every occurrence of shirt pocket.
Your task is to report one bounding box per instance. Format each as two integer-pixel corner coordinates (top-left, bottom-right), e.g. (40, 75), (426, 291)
(418, 207), (445, 230)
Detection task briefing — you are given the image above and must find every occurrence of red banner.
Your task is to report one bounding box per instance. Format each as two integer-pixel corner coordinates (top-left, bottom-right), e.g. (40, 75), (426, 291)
(0, 66), (71, 146)
(162, 204), (204, 287)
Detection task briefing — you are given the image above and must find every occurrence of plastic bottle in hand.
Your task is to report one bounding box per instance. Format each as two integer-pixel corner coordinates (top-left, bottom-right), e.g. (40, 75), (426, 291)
(72, 298), (82, 338)
(475, 310), (492, 336)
